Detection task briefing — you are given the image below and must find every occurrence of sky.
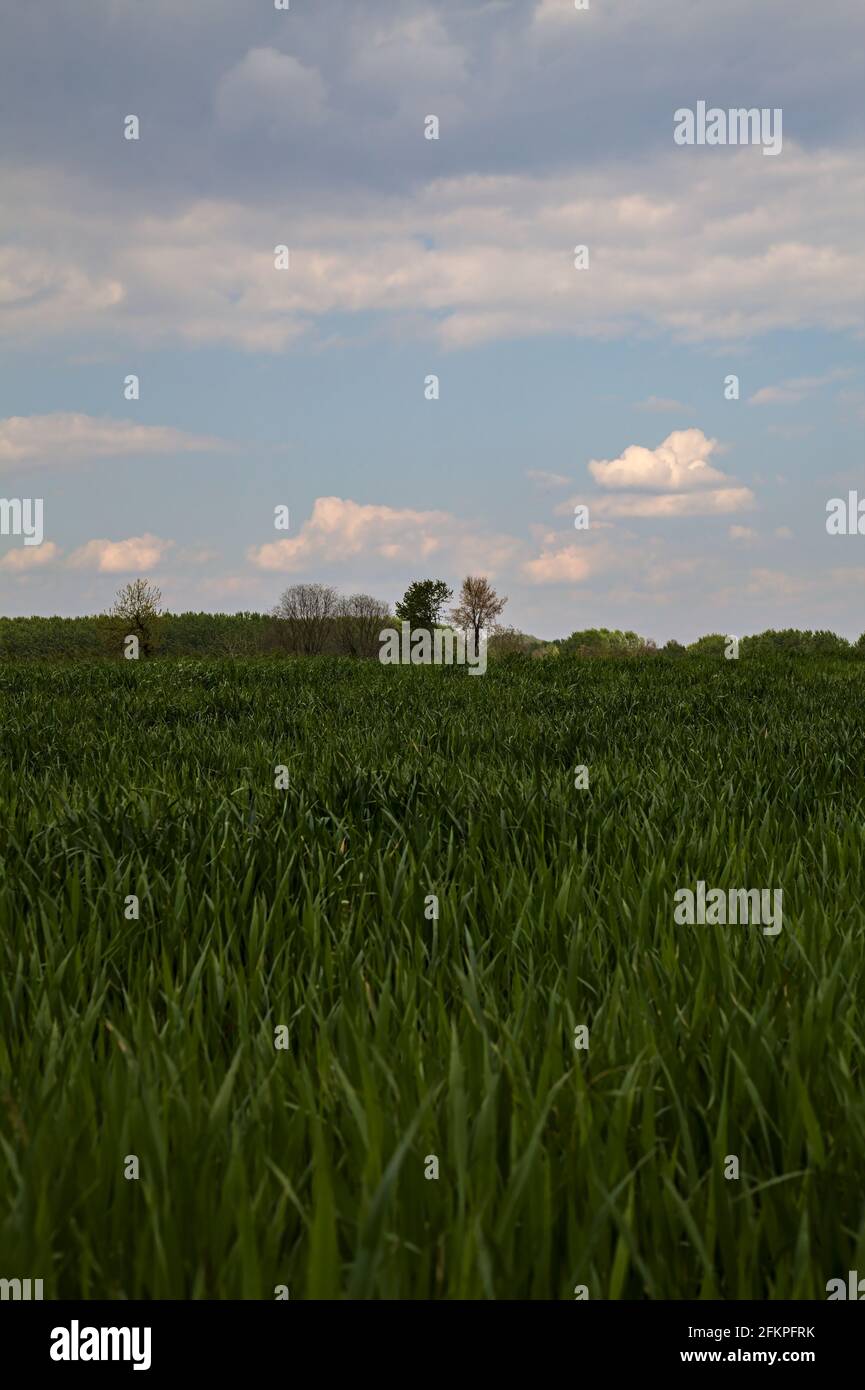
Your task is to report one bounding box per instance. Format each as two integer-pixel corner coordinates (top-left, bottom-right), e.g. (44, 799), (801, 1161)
(0, 0), (863, 643)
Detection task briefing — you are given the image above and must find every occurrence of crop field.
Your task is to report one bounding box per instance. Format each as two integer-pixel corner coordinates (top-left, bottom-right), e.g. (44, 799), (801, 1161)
(1, 654), (863, 1299)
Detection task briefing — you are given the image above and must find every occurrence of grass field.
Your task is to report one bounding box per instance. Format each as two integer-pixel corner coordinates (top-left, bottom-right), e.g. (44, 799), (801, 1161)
(1, 654), (864, 1299)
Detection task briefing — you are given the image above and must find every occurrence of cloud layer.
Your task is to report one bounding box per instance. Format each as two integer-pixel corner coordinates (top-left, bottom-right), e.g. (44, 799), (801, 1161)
(1, 142), (862, 353)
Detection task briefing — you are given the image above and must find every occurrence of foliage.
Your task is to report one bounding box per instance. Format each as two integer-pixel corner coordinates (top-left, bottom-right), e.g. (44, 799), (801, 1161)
(558, 628), (653, 657)
(741, 629), (854, 659)
(687, 634), (729, 657)
(395, 580), (453, 633)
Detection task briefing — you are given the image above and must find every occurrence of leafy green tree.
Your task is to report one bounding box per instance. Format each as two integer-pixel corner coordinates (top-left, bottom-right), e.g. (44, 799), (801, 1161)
(395, 579), (453, 632)
(741, 629), (852, 658)
(560, 628), (651, 657)
(686, 633), (728, 657)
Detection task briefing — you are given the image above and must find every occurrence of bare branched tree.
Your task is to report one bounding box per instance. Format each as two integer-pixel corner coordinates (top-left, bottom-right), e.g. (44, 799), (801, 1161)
(273, 583), (340, 655)
(450, 575), (508, 649)
(337, 593), (392, 658)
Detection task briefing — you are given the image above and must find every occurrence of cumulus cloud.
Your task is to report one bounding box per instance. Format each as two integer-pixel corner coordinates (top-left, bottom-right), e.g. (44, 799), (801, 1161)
(68, 534), (172, 572)
(249, 497), (521, 576)
(522, 545), (593, 584)
(215, 48), (327, 133)
(549, 429), (755, 521)
(0, 541), (61, 571)
(587, 429), (727, 491)
(0, 413), (225, 468)
(521, 535), (705, 589)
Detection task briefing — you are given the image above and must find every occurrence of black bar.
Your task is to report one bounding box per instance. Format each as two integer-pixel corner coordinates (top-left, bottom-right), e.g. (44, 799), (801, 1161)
(3, 1298), (858, 1375)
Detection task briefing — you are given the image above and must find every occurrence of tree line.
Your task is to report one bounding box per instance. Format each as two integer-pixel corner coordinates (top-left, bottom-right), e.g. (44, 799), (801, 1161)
(0, 576), (862, 660)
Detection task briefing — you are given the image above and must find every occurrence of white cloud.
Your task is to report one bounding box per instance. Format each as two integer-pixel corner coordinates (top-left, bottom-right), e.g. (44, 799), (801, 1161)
(579, 487), (755, 518)
(0, 244), (124, 338)
(0, 413), (225, 468)
(0, 541), (60, 571)
(748, 366), (854, 406)
(729, 525), (757, 541)
(249, 496), (521, 576)
(521, 535), (706, 589)
(588, 429), (726, 491)
(522, 544), (594, 584)
(215, 48), (327, 133)
(749, 385), (803, 407)
(550, 428), (754, 520)
(68, 534), (172, 572)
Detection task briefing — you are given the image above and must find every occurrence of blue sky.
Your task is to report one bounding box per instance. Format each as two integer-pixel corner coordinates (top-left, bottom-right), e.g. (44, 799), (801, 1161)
(0, 0), (862, 641)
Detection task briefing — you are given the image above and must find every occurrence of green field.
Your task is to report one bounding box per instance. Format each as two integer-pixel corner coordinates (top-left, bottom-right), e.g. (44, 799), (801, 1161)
(1, 654), (863, 1299)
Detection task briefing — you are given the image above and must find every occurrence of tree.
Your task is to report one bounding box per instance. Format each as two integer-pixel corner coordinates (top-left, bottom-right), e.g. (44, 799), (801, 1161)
(559, 628), (650, 658)
(450, 575), (507, 649)
(686, 633), (727, 657)
(273, 583), (340, 655)
(741, 629), (852, 658)
(337, 593), (391, 658)
(394, 579), (453, 632)
(107, 578), (164, 657)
